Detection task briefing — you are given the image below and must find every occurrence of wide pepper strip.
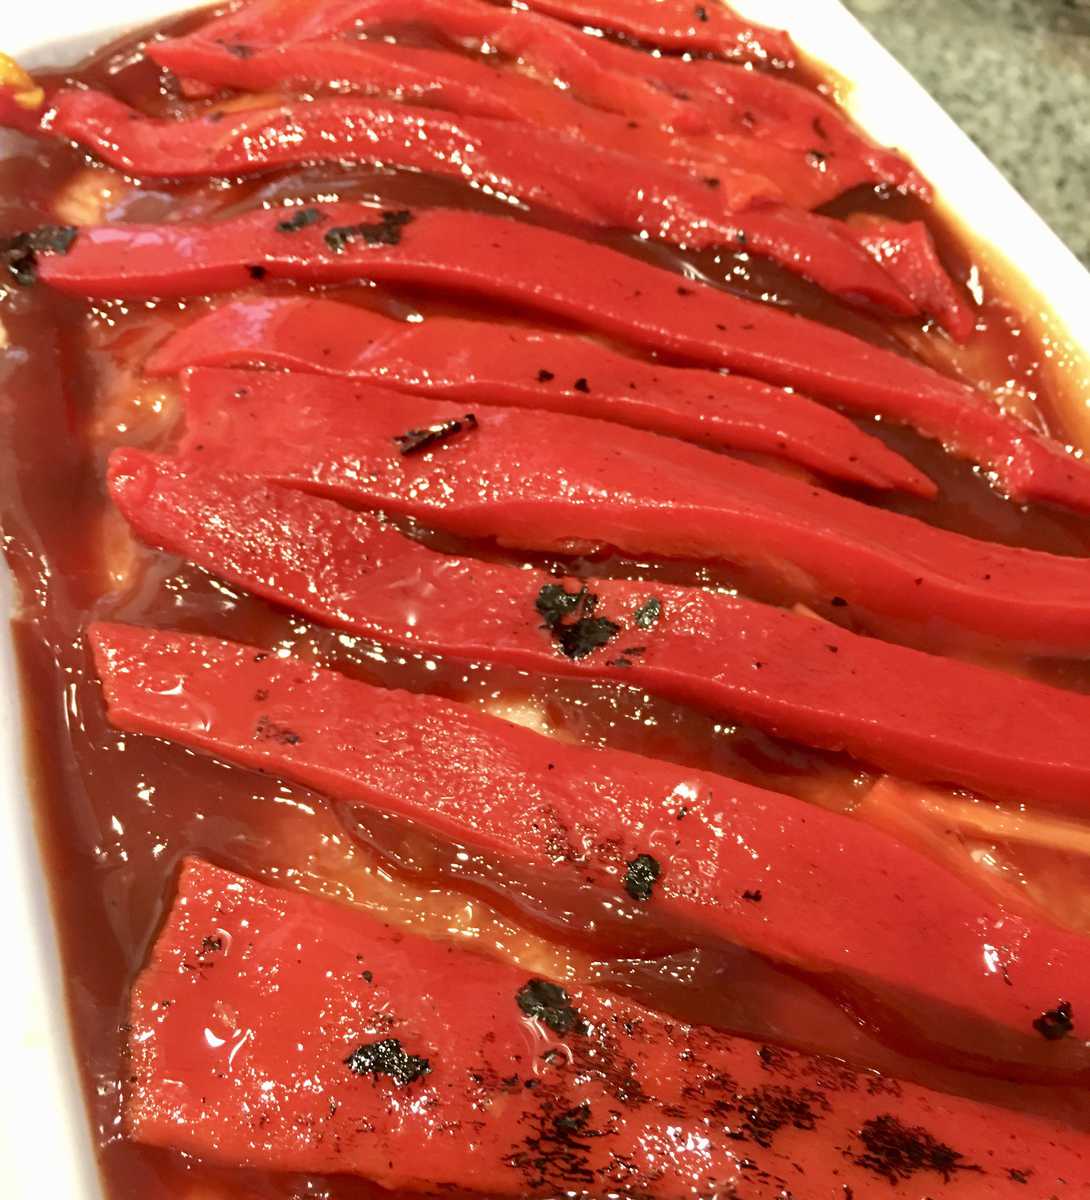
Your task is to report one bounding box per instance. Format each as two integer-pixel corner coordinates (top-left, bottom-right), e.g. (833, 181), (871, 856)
(41, 204), (1083, 510)
(95, 623), (1090, 1085)
(171, 370), (1090, 653)
(51, 89), (949, 324)
(111, 450), (1090, 797)
(146, 295), (934, 494)
(125, 857), (1090, 1195)
(150, 0), (923, 205)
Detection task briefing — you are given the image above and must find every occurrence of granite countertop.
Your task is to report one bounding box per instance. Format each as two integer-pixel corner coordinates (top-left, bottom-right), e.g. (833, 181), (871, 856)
(843, 0), (1090, 266)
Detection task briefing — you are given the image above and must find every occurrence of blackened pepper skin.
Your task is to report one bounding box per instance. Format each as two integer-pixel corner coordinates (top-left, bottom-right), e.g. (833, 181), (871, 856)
(393, 413), (478, 456)
(344, 1038), (431, 1086)
(516, 979), (586, 1036)
(623, 854), (661, 902)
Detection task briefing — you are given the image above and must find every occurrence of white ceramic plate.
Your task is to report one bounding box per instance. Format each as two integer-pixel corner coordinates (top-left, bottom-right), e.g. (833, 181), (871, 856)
(2, 3), (1088, 1196)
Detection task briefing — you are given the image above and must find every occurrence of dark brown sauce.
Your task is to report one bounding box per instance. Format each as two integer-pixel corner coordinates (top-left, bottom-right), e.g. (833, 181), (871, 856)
(3, 7), (1090, 1198)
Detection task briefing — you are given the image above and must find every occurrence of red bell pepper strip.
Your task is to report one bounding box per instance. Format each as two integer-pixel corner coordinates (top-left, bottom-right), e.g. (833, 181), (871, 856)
(140, 36), (779, 189)
(125, 855), (1090, 1193)
(848, 213), (975, 341)
(151, 0), (924, 205)
(171, 368), (1090, 652)
(151, 37), (886, 213)
(515, 0), (794, 64)
(41, 204), (1085, 510)
(95, 618), (1090, 1084)
(51, 89), (942, 322)
(146, 295), (934, 494)
(110, 449), (1090, 793)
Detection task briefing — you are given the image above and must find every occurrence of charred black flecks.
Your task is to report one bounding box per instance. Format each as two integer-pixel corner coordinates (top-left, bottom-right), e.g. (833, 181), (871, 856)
(394, 413), (478, 456)
(1, 224), (77, 285)
(623, 853), (661, 902)
(276, 207), (324, 234)
(325, 209), (413, 253)
(516, 979), (586, 1037)
(344, 1038), (431, 1086)
(1033, 1000), (1074, 1041)
(536, 583), (620, 660)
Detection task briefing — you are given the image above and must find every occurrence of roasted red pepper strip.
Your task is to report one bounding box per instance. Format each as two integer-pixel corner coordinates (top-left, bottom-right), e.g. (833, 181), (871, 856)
(734, 204), (973, 341)
(95, 621), (1090, 1084)
(124, 856), (1090, 1195)
(517, 0), (794, 64)
(848, 212), (975, 341)
(152, 37), (886, 211)
(40, 201), (1080, 506)
(141, 37), (778, 187)
(146, 296), (934, 494)
(51, 89), (941, 321)
(171, 369), (1090, 652)
(111, 450), (1090, 795)
(41, 204), (1085, 510)
(151, 0), (923, 205)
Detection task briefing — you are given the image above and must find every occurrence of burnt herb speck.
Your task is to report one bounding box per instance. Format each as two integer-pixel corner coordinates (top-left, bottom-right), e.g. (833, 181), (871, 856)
(623, 854), (660, 902)
(535, 583), (620, 660)
(254, 715), (301, 745)
(633, 596), (662, 630)
(516, 979), (585, 1036)
(324, 209), (412, 253)
(275, 207), (323, 233)
(849, 1114), (980, 1184)
(344, 1038), (430, 1085)
(394, 413), (477, 456)
(1033, 1000), (1074, 1040)
(1, 224), (77, 286)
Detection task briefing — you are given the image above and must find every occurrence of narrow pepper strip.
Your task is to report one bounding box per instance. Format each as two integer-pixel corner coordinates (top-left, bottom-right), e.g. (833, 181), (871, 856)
(95, 623), (1090, 1084)
(138, 37), (780, 188)
(516, 0), (795, 64)
(146, 295), (934, 494)
(51, 89), (941, 321)
(111, 450), (1090, 791)
(150, 33), (891, 211)
(39, 204), (1083, 510)
(150, 0), (923, 205)
(121, 856), (1090, 1193)
(172, 369), (1090, 652)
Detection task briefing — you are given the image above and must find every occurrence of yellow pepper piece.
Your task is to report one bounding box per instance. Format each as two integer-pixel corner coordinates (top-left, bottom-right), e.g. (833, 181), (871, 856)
(0, 52), (44, 110)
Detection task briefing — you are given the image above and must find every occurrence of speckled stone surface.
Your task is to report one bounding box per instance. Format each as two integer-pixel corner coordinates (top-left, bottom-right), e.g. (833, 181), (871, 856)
(843, 0), (1090, 265)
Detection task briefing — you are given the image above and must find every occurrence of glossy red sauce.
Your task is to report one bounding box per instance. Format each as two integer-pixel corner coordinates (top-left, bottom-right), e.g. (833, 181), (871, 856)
(2, 6), (1090, 1197)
